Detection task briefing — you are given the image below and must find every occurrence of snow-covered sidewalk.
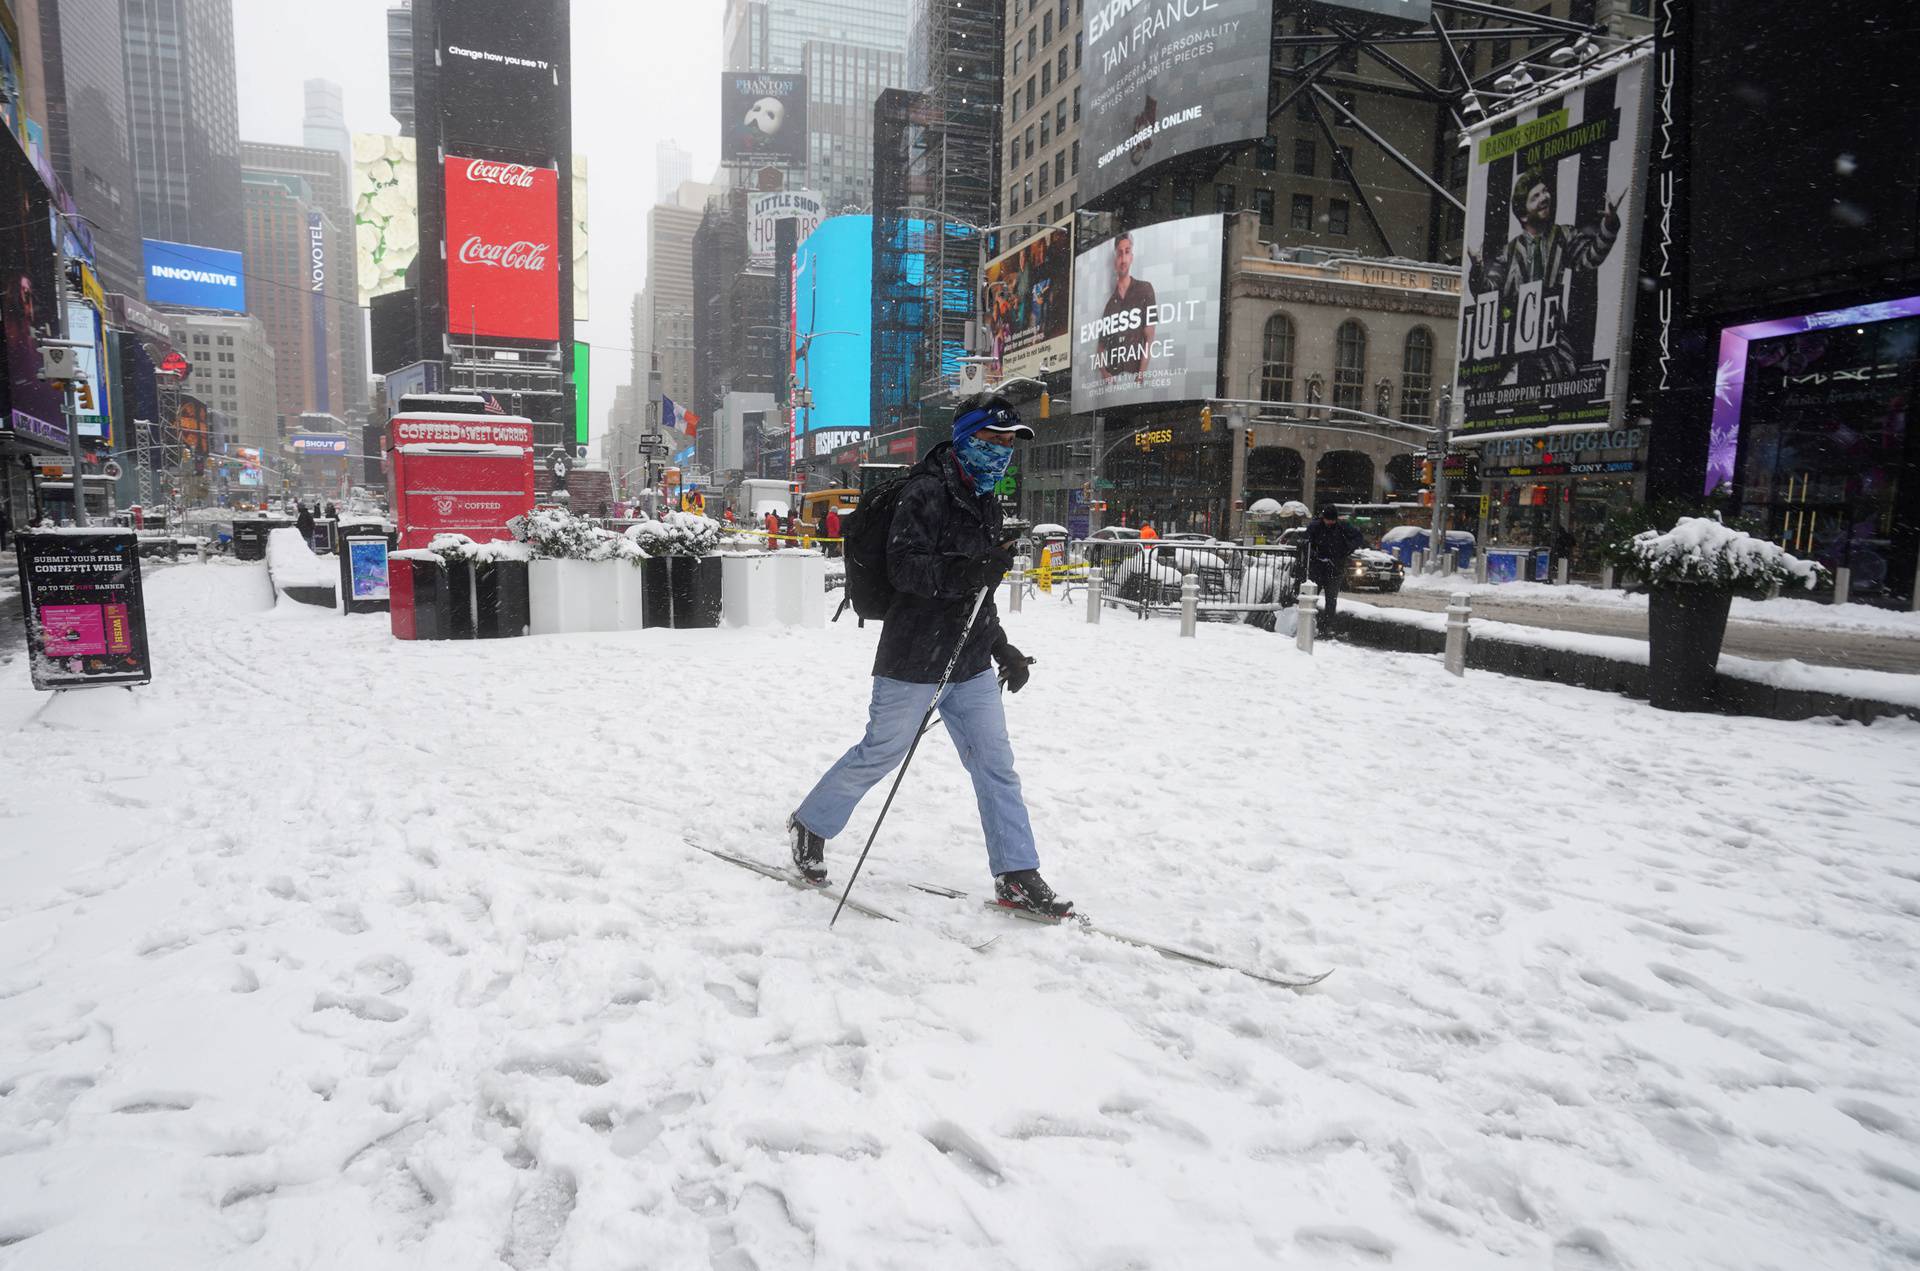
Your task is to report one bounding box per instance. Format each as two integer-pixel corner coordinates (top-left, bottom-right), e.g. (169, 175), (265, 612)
(2, 563), (1918, 1269)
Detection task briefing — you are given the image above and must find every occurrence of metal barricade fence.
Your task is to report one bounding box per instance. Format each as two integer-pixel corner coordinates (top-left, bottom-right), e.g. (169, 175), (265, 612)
(1067, 539), (1301, 624)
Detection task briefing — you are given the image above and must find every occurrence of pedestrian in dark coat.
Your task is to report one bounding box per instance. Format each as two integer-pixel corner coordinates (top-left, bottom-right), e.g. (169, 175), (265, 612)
(1303, 505), (1366, 626)
(295, 503), (317, 543)
(786, 394), (1071, 917)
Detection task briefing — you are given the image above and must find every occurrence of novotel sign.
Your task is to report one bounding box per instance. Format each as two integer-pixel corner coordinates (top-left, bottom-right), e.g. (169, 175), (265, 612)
(142, 238), (246, 313)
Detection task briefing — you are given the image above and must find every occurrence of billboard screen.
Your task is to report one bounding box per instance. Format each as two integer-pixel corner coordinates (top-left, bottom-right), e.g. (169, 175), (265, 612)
(290, 433), (350, 454)
(1, 141), (65, 450)
(353, 134), (418, 304)
(1457, 55), (1649, 433)
(1083, 0), (1273, 202)
(1309, 0), (1431, 20)
(1071, 213), (1224, 411)
(722, 72), (808, 163)
(308, 212), (331, 414)
(443, 155), (560, 342)
(749, 190), (823, 272)
(982, 221), (1073, 381)
(142, 239), (246, 312)
(793, 215), (872, 454)
(64, 299), (110, 440)
(436, 0), (562, 155)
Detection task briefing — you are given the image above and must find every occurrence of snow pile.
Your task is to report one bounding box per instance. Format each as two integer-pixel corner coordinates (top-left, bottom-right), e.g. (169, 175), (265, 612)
(264, 526), (333, 588)
(506, 508), (640, 562)
(1, 563), (1918, 1268)
(1626, 516), (1823, 591)
(625, 511), (721, 558)
(390, 533), (536, 565)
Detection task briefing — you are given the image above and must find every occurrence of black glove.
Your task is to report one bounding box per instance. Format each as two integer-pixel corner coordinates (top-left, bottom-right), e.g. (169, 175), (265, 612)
(993, 640), (1034, 693)
(955, 547), (1014, 593)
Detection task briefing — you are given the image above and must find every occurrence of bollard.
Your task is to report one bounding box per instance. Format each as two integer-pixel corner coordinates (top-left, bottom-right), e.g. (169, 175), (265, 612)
(1767, 581), (1781, 601)
(1087, 574), (1103, 624)
(1008, 556), (1025, 613)
(1473, 552), (1488, 585)
(1833, 565), (1851, 606)
(1556, 558), (1570, 586)
(1412, 548), (1427, 575)
(1179, 572), (1198, 637)
(1444, 591), (1471, 677)
(1296, 580), (1319, 653)
(1600, 563), (1615, 591)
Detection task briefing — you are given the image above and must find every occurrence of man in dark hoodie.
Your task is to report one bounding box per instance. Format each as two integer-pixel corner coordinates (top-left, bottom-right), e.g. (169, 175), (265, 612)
(787, 394), (1070, 917)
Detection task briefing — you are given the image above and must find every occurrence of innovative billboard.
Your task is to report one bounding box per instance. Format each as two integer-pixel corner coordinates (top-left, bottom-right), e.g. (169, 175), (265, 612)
(749, 189), (823, 271)
(981, 221), (1073, 381)
(353, 133), (418, 304)
(722, 72), (808, 163)
(792, 215), (872, 457)
(142, 239), (245, 312)
(1071, 213), (1224, 411)
(1457, 54), (1650, 433)
(437, 0), (563, 155)
(1082, 0), (1273, 202)
(443, 155), (560, 342)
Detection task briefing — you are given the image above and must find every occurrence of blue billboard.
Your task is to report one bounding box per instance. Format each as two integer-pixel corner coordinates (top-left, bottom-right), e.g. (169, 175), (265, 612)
(142, 238), (246, 312)
(793, 215), (873, 458)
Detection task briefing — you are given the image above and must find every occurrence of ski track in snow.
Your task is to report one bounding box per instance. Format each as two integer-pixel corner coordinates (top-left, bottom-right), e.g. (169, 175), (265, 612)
(1, 562), (1918, 1269)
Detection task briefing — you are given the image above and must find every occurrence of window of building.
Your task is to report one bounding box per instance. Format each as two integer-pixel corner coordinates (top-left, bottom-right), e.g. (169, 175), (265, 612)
(1026, 75), (1036, 107)
(1071, 139), (1079, 174)
(1334, 320), (1368, 409)
(1039, 162), (1050, 195)
(1012, 42), (1022, 76)
(1261, 313), (1295, 402)
(1024, 173), (1034, 203)
(1041, 114), (1051, 146)
(1043, 11), (1052, 42)
(1291, 193), (1313, 231)
(1254, 188), (1275, 228)
(1042, 63), (1052, 94)
(1256, 136), (1277, 170)
(1028, 30), (1037, 58)
(1060, 0), (1070, 21)
(1215, 182), (1236, 213)
(1293, 138), (1316, 176)
(1073, 86), (1081, 121)
(1172, 180), (1194, 216)
(1026, 124), (1035, 157)
(1337, 145), (1354, 177)
(1401, 327), (1434, 424)
(1075, 31), (1082, 68)
(1055, 152), (1066, 186)
(1328, 198), (1350, 235)
(1052, 201), (1064, 221)
(1010, 141), (1020, 170)
(1058, 48), (1068, 80)
(1056, 100), (1066, 133)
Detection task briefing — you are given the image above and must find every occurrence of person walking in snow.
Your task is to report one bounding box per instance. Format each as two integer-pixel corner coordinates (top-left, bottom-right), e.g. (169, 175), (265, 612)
(787, 394), (1071, 917)
(295, 502), (316, 544)
(764, 508), (780, 545)
(1304, 505), (1365, 628)
(824, 504), (842, 557)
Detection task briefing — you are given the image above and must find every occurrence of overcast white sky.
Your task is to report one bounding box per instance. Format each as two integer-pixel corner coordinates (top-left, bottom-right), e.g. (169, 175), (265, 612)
(232, 0), (723, 449)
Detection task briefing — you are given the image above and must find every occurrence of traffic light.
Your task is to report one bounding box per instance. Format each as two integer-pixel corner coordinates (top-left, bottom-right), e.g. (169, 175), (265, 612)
(74, 381), (93, 411)
(1199, 404), (1212, 432)
(1421, 459), (1434, 484)
(1039, 390), (1051, 419)
(1244, 425), (1255, 451)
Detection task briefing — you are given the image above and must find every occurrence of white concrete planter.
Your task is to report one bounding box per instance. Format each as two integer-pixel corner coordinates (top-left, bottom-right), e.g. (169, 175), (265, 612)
(614, 559), (649, 630)
(773, 550), (826, 627)
(579, 559), (621, 632)
(529, 559), (618, 634)
(722, 554), (778, 627)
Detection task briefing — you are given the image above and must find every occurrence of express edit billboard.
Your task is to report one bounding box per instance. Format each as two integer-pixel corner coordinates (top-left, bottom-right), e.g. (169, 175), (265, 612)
(1071, 213), (1224, 411)
(1457, 53), (1650, 433)
(436, 0), (562, 155)
(141, 239), (246, 312)
(443, 156), (559, 342)
(722, 72), (808, 163)
(982, 221), (1073, 381)
(1082, 0), (1273, 202)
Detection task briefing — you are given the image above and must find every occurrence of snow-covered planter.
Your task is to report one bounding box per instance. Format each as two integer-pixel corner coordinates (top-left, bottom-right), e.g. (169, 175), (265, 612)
(1615, 518), (1824, 712)
(623, 511), (721, 560)
(625, 513), (724, 628)
(529, 559), (620, 635)
(721, 553), (778, 627)
(772, 551), (826, 627)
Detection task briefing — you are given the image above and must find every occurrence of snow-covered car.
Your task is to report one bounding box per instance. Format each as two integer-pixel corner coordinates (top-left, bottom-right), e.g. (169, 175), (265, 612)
(1345, 547), (1405, 592)
(1107, 544), (1233, 608)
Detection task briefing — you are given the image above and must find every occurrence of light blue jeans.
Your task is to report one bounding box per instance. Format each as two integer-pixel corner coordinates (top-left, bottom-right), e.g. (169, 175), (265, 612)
(795, 670), (1040, 877)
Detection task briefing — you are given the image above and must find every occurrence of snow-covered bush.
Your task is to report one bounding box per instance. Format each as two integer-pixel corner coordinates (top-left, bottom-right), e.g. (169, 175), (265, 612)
(421, 533), (534, 565)
(508, 509), (641, 561)
(624, 511), (721, 558)
(1622, 516), (1823, 593)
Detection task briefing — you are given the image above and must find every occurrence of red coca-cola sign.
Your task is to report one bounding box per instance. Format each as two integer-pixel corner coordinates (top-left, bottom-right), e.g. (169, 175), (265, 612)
(443, 154), (558, 342)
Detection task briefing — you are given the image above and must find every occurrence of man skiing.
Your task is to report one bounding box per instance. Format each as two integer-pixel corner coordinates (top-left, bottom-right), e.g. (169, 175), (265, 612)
(787, 394), (1071, 917)
(1303, 505), (1366, 628)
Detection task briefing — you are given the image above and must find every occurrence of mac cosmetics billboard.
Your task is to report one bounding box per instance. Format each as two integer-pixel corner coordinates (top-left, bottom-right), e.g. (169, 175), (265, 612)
(1071, 213), (1224, 411)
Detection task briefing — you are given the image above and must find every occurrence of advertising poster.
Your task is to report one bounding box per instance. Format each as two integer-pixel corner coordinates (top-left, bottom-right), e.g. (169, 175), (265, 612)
(2, 139), (65, 450)
(436, 0), (562, 155)
(749, 190), (823, 271)
(1083, 0), (1273, 202)
(290, 433), (349, 454)
(63, 299), (110, 439)
(141, 238), (246, 312)
(981, 221), (1073, 381)
(177, 397), (208, 472)
(347, 538), (391, 602)
(1457, 55), (1650, 432)
(721, 72), (808, 163)
(353, 133), (418, 304)
(15, 529), (152, 690)
(1071, 213), (1224, 411)
(443, 156), (560, 342)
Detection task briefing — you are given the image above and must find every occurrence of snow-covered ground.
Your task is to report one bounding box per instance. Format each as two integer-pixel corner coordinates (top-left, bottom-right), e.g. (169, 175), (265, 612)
(3, 563), (1919, 1269)
(1402, 572), (1920, 639)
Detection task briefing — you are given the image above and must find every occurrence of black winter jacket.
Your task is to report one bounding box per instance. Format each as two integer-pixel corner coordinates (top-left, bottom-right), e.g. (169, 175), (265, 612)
(873, 442), (1010, 683)
(1304, 518), (1366, 567)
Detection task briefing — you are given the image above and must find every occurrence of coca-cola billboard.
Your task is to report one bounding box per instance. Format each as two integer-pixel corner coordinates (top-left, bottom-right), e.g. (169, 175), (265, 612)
(443, 154), (559, 342)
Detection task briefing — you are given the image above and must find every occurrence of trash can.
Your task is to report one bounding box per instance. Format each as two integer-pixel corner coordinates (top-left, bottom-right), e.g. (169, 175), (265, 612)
(232, 518), (291, 562)
(390, 556), (474, 640)
(669, 556), (724, 629)
(474, 559), (530, 639)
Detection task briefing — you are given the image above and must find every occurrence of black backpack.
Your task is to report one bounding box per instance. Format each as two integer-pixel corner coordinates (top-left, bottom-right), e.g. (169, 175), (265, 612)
(837, 473), (914, 623)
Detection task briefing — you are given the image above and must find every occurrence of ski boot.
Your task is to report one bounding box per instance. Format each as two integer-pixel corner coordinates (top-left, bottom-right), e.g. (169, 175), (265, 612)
(994, 869), (1073, 918)
(788, 816), (827, 885)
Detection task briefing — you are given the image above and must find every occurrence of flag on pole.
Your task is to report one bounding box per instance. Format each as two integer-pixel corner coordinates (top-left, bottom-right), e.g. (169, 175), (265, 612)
(662, 395), (698, 437)
(483, 394), (506, 415)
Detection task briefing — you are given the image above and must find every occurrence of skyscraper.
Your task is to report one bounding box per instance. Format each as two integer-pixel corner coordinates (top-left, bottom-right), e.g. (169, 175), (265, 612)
(722, 0), (904, 71)
(241, 170), (355, 432)
(387, 2), (415, 136)
(655, 140), (691, 203)
(36, 0), (141, 293)
(123, 0), (244, 253)
(302, 79), (351, 172)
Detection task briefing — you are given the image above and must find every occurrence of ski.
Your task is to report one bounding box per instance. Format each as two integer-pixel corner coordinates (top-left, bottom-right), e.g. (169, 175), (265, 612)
(688, 840), (902, 924)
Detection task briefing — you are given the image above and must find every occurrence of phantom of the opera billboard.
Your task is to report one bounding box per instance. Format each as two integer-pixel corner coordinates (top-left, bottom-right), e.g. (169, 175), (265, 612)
(1071, 213), (1224, 411)
(722, 72), (808, 164)
(442, 156), (560, 342)
(1457, 53), (1651, 433)
(981, 221), (1072, 381)
(1082, 0), (1273, 202)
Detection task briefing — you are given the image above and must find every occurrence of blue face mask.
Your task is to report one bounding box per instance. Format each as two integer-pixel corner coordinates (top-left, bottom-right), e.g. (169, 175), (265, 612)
(955, 435), (1014, 490)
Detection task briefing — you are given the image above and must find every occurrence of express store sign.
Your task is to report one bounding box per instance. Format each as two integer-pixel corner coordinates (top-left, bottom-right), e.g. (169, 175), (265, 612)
(443, 156), (559, 342)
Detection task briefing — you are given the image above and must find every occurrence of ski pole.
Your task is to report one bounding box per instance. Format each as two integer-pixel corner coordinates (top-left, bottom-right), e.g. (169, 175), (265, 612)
(831, 583), (994, 928)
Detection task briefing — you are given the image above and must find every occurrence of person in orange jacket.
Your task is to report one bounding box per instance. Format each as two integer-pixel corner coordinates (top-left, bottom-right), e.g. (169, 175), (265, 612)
(824, 505), (842, 557)
(1139, 523), (1159, 542)
(764, 508), (781, 545)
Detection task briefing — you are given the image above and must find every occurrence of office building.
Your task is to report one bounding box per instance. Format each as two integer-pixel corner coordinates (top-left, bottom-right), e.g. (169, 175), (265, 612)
(386, 2), (415, 136)
(241, 170), (356, 431)
(35, 0), (141, 292)
(165, 311), (276, 455)
(655, 140), (690, 202)
(646, 180), (722, 419)
(722, 0), (903, 71)
(123, 0), (244, 253)
(301, 79), (351, 172)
